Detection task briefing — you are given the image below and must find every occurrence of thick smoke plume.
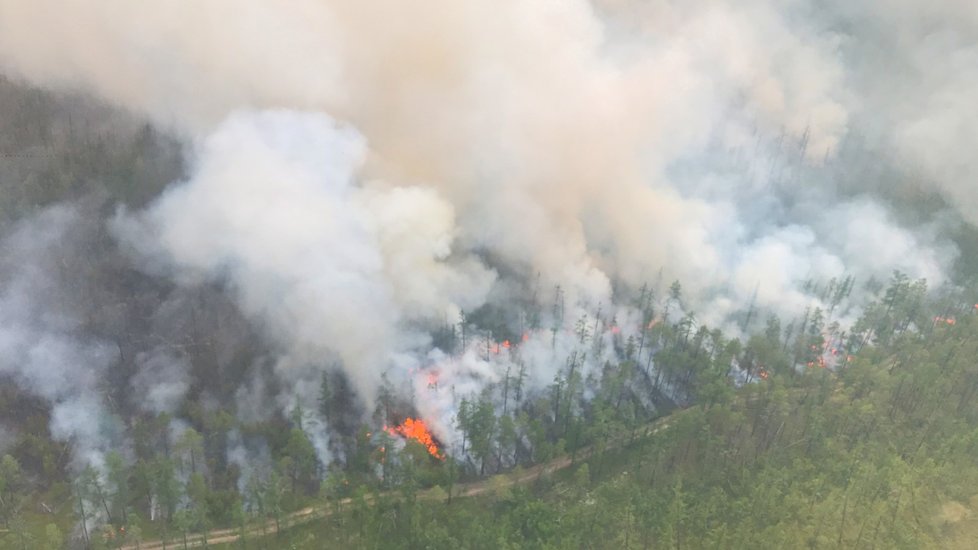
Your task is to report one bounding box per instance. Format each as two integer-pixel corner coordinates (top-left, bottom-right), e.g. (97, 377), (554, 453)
(0, 1), (975, 460)
(115, 110), (494, 413)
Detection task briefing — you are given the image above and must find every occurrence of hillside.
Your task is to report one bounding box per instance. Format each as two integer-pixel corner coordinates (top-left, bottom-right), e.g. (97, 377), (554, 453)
(82, 308), (978, 549)
(288, 316), (978, 548)
(2, 3), (978, 549)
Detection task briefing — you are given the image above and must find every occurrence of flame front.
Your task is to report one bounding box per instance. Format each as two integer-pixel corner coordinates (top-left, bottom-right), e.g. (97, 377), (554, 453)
(385, 418), (443, 459)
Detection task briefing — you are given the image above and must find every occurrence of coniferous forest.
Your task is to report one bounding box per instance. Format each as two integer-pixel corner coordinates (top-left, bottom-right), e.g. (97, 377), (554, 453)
(2, 3), (978, 549)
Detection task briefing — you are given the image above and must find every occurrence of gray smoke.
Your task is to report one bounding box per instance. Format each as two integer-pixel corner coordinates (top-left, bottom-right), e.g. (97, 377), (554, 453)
(0, 206), (119, 470)
(131, 349), (191, 415)
(0, 0), (975, 460)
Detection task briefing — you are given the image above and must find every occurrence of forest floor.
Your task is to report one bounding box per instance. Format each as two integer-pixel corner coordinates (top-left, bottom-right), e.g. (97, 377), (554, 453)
(119, 415), (677, 550)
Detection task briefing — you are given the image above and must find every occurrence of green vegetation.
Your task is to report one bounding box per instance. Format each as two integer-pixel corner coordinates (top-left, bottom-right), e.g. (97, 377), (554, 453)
(3, 72), (978, 550)
(215, 289), (978, 549)
(3, 268), (977, 549)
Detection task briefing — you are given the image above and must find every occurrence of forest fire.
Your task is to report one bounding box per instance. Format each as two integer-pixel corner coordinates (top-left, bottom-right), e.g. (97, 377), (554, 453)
(385, 418), (444, 459)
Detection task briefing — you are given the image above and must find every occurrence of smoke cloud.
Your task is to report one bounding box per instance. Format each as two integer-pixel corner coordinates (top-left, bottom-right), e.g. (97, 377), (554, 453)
(0, 0), (975, 460)
(115, 110), (494, 411)
(0, 206), (119, 470)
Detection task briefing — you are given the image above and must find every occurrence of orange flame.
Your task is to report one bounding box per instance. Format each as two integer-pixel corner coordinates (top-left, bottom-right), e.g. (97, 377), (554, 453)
(385, 418), (443, 459)
(502, 340), (511, 349)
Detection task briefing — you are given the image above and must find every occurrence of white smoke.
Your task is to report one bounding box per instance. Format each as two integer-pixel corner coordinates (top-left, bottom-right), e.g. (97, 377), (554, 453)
(0, 206), (118, 471)
(114, 110), (494, 453)
(0, 0), (974, 465)
(131, 349), (191, 415)
(0, 0), (965, 300)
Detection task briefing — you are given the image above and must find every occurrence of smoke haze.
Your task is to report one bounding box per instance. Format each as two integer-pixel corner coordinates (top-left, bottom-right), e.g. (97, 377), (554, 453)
(0, 0), (975, 459)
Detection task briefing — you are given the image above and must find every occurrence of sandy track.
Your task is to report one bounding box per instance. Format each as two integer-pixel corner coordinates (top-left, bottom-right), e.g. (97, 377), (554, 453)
(120, 418), (673, 550)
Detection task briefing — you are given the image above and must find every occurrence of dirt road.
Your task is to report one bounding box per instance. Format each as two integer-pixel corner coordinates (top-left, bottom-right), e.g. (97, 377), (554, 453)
(120, 418), (673, 550)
